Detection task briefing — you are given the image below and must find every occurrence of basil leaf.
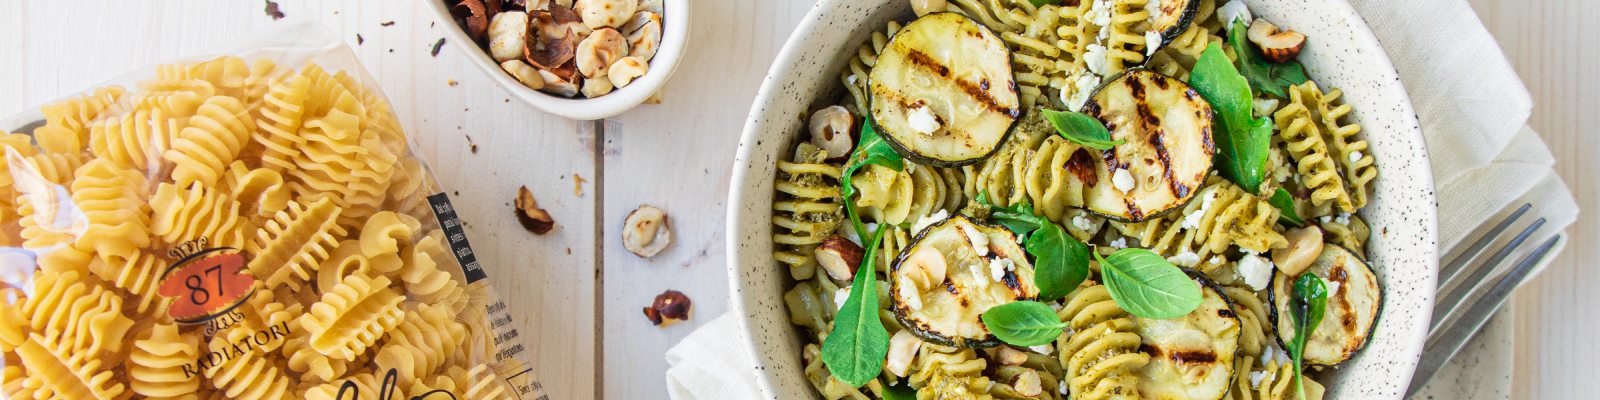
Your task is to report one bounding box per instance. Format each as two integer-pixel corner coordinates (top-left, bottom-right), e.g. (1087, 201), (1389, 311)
(976, 195), (1091, 301)
(1288, 273), (1328, 400)
(1095, 249), (1204, 319)
(1230, 19), (1311, 98)
(1041, 109), (1125, 150)
(1029, 223), (1090, 301)
(821, 227), (891, 387)
(1190, 41), (1272, 194)
(981, 301), (1068, 346)
(840, 123), (905, 239)
(1268, 188), (1305, 226)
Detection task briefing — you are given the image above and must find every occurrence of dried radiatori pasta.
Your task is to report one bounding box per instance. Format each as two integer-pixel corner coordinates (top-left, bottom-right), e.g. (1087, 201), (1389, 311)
(129, 323), (201, 399)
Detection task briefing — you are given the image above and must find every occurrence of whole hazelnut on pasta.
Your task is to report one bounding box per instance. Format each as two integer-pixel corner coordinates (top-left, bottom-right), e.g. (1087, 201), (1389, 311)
(575, 0), (638, 29)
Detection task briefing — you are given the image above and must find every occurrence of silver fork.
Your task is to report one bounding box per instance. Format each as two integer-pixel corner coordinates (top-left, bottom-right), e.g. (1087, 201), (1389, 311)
(1405, 203), (1562, 398)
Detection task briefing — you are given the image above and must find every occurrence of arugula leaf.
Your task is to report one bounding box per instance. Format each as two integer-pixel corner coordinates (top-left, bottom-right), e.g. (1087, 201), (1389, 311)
(1287, 273), (1329, 400)
(1229, 19), (1311, 98)
(840, 124), (906, 239)
(1095, 249), (1204, 319)
(1041, 109), (1125, 150)
(1268, 188), (1305, 226)
(977, 194), (1091, 301)
(981, 301), (1068, 346)
(821, 227), (891, 387)
(1190, 41), (1272, 194)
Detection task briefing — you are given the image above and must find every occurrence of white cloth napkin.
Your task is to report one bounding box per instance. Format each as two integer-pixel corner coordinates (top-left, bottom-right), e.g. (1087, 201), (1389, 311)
(667, 0), (1578, 398)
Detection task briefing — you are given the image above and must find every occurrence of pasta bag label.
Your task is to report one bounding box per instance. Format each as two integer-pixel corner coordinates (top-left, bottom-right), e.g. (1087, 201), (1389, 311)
(157, 242), (256, 323)
(428, 192), (487, 284)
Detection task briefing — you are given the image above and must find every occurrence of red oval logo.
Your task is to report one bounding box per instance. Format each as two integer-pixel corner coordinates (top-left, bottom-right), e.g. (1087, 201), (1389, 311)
(158, 250), (255, 323)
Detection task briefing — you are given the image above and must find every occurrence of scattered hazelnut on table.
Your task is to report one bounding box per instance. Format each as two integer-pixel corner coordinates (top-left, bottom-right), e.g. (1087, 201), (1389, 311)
(514, 186), (556, 235)
(622, 204), (671, 258)
(643, 289), (692, 326)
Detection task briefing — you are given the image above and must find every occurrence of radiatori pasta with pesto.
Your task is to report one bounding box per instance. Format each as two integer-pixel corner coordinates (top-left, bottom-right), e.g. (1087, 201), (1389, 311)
(773, 1), (1386, 399)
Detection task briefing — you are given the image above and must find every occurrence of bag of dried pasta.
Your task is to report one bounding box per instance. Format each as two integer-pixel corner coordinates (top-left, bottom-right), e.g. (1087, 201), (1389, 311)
(0, 20), (544, 400)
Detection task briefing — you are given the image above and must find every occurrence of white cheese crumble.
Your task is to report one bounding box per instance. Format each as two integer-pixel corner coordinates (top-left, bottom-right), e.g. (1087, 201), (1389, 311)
(1167, 251), (1201, 267)
(961, 223), (990, 256)
(989, 259), (1013, 283)
(911, 210), (949, 235)
(834, 288), (851, 310)
(847, 74), (858, 85)
(1250, 370), (1267, 388)
(1085, 44), (1110, 75)
(908, 105), (942, 135)
(1029, 343), (1055, 355)
(1145, 31), (1163, 57)
(1238, 253), (1275, 291)
(1144, 0), (1162, 22)
(1064, 73), (1102, 112)
(969, 262), (986, 286)
(1112, 168), (1135, 194)
(1109, 237), (1127, 249)
(1086, 0), (1112, 26)
(1060, 385), (1069, 395)
(1349, 150), (1364, 163)
(1181, 191), (1217, 230)
(1072, 215), (1095, 231)
(1252, 97), (1280, 118)
(1320, 212), (1352, 226)
(1326, 280), (1341, 297)
(1219, 0), (1253, 29)
(1209, 256), (1224, 265)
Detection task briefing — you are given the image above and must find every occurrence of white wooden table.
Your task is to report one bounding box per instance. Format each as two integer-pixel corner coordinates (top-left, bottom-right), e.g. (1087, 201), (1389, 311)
(1465, 1), (1600, 399)
(0, 0), (814, 399)
(4, 0), (1594, 399)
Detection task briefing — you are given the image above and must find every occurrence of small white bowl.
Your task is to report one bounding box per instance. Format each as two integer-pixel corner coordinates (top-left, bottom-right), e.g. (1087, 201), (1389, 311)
(726, 0), (1437, 398)
(423, 0), (690, 120)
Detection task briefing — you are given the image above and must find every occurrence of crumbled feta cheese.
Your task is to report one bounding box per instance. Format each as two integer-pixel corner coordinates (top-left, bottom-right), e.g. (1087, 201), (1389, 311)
(1144, 0), (1162, 21)
(1349, 150), (1363, 163)
(847, 74), (858, 85)
(1109, 237), (1127, 249)
(1086, 0), (1113, 26)
(1250, 370), (1266, 388)
(908, 105), (941, 135)
(989, 259), (1013, 283)
(911, 210), (949, 235)
(1098, 24), (1112, 41)
(1326, 280), (1341, 297)
(1030, 343), (1055, 355)
(960, 223), (990, 256)
(1060, 385), (1068, 395)
(1252, 97), (1280, 118)
(1260, 345), (1276, 365)
(1219, 0), (1252, 29)
(1112, 168), (1135, 194)
(1085, 44), (1110, 75)
(1168, 251), (1201, 267)
(1072, 215), (1094, 231)
(1049, 302), (1064, 311)
(1145, 31), (1163, 57)
(1181, 191), (1217, 230)
(1065, 73), (1102, 112)
(1209, 256), (1224, 265)
(834, 288), (851, 310)
(1238, 253), (1274, 291)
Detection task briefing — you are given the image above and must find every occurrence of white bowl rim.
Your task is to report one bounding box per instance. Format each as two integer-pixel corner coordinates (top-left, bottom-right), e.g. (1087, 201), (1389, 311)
(421, 0), (691, 121)
(724, 0), (1437, 397)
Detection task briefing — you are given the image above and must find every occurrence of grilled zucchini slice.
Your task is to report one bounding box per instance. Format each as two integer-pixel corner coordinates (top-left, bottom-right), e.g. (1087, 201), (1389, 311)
(1082, 70), (1215, 222)
(869, 12), (1020, 168)
(1133, 269), (1240, 400)
(1269, 244), (1382, 366)
(890, 215), (1038, 348)
(1148, 0), (1203, 49)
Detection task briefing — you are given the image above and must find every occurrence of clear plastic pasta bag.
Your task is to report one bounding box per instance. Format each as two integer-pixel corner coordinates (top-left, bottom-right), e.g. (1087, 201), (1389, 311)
(0, 20), (547, 400)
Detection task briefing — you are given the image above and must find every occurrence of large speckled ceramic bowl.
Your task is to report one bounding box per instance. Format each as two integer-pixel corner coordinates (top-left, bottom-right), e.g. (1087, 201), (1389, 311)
(726, 0), (1437, 398)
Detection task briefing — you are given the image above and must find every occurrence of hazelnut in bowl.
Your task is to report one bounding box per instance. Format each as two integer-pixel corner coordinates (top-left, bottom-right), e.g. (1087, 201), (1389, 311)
(425, 0), (688, 120)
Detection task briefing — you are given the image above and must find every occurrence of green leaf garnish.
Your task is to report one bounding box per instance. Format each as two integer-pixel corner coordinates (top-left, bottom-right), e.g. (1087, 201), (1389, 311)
(881, 380), (919, 400)
(1268, 188), (1305, 226)
(1041, 109), (1125, 150)
(1190, 41), (1272, 194)
(820, 226), (891, 388)
(980, 301), (1068, 346)
(840, 123), (905, 239)
(1027, 0), (1061, 7)
(978, 193), (1091, 302)
(1230, 19), (1311, 98)
(1288, 273), (1329, 400)
(1095, 248), (1204, 319)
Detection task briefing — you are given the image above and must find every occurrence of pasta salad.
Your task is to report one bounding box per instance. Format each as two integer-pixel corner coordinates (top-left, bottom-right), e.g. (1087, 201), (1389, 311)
(771, 1), (1383, 399)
